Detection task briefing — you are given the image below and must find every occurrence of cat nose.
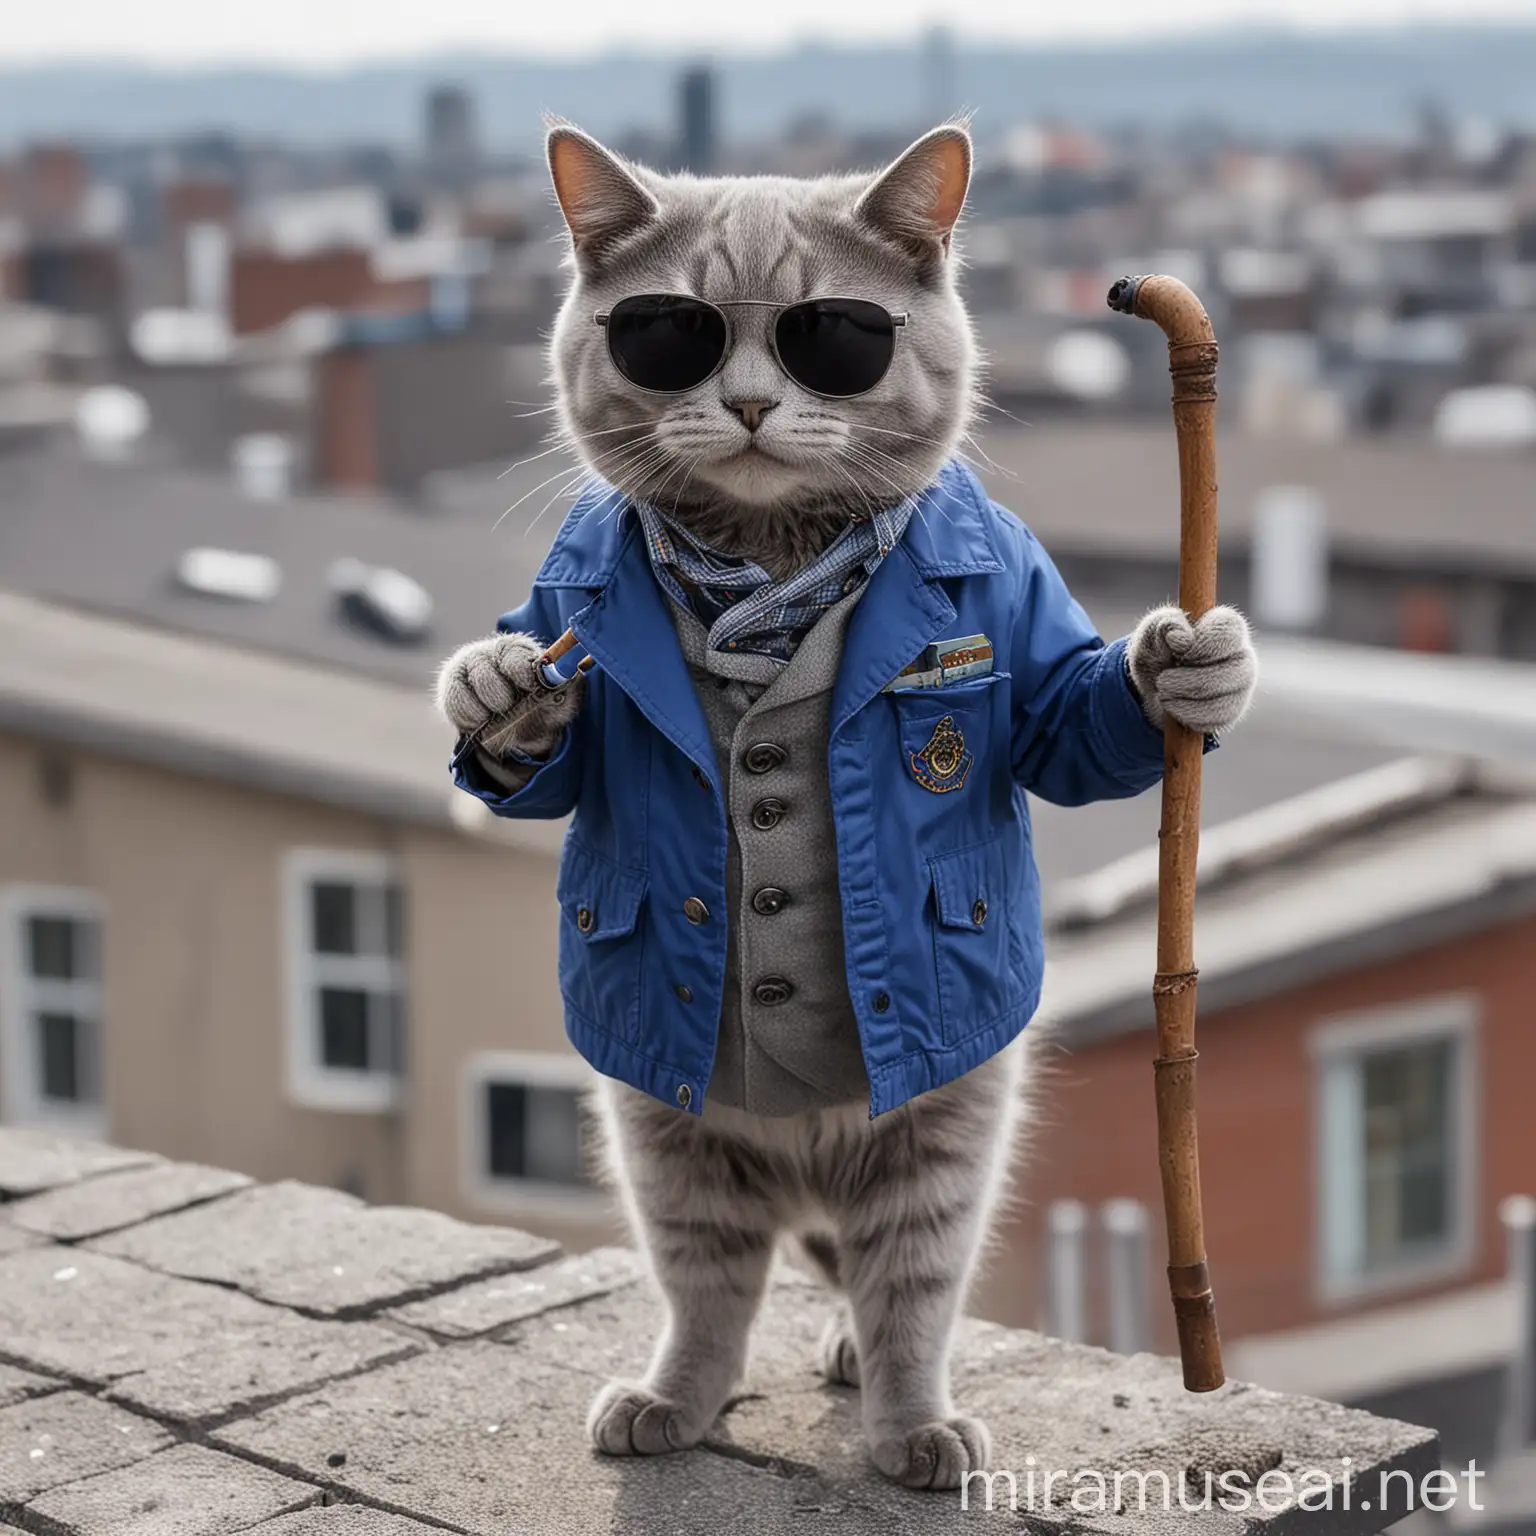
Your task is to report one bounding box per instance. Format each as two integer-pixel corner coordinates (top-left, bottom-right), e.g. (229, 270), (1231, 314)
(724, 399), (778, 433)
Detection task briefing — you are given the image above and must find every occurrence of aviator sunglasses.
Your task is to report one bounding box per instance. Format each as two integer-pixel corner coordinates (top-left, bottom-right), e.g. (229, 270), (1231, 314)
(594, 295), (908, 400)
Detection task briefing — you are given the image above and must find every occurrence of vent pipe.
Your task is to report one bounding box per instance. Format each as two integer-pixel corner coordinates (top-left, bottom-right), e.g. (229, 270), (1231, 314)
(1102, 1198), (1152, 1356)
(1044, 1200), (1089, 1344)
(1501, 1194), (1536, 1455)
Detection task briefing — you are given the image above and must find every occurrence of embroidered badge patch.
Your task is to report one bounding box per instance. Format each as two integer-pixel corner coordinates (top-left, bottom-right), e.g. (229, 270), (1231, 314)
(909, 714), (973, 793)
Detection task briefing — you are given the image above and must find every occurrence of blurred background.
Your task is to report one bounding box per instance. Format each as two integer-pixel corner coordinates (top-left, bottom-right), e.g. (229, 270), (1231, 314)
(0, 4), (1534, 1527)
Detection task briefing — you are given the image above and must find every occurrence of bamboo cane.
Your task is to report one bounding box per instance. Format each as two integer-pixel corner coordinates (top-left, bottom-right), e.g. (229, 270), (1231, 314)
(1106, 273), (1225, 1393)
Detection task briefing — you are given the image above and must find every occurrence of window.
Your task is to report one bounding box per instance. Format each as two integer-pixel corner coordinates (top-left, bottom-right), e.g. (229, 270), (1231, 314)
(463, 1052), (599, 1215)
(0, 887), (105, 1134)
(1312, 997), (1478, 1302)
(283, 851), (405, 1112)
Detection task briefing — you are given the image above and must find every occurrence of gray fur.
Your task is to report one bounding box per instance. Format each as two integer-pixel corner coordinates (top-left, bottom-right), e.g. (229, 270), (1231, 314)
(590, 1037), (1028, 1488)
(434, 123), (1249, 1491)
(1127, 603), (1258, 733)
(536, 123), (1016, 1489)
(546, 120), (979, 578)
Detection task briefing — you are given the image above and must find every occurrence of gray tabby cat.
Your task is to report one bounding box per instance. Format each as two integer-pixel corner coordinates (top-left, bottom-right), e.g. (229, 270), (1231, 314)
(437, 122), (1257, 1490)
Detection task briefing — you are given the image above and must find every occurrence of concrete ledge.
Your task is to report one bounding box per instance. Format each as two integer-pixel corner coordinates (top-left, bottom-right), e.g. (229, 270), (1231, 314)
(0, 1129), (1439, 1534)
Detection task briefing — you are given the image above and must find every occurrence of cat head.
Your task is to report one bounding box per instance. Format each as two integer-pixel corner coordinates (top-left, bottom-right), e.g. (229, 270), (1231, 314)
(546, 122), (977, 527)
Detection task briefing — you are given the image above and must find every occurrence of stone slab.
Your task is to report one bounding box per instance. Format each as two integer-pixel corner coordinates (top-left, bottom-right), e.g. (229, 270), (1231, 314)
(0, 1129), (158, 1198)
(0, 1247), (418, 1427)
(390, 1246), (642, 1339)
(214, 1342), (889, 1536)
(10, 1161), (252, 1241)
(250, 1508), (457, 1536)
(499, 1264), (836, 1394)
(0, 1364), (62, 1410)
(90, 1181), (561, 1317)
(0, 1393), (171, 1508)
(0, 1225), (45, 1256)
(26, 1443), (320, 1536)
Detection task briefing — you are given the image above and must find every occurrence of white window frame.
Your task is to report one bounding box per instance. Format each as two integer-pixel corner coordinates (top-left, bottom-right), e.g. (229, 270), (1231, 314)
(1310, 994), (1480, 1307)
(282, 849), (405, 1114)
(0, 885), (108, 1138)
(461, 1050), (606, 1220)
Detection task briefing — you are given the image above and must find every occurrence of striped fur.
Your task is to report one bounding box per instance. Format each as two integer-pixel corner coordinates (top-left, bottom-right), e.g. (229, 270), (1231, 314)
(589, 1036), (1033, 1487)
(543, 123), (1031, 1490)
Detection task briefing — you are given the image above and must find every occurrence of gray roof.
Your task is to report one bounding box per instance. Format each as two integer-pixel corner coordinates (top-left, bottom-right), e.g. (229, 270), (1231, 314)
(970, 422), (1536, 575)
(0, 448), (563, 693)
(1044, 756), (1536, 1042)
(0, 592), (562, 857)
(6, 433), (1532, 895)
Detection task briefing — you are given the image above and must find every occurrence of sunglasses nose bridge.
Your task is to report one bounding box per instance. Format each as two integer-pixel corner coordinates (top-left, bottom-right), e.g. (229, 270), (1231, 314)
(715, 312), (784, 412)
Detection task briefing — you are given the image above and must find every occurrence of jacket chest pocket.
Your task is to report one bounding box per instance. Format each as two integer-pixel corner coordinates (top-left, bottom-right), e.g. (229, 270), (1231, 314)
(556, 842), (648, 1041)
(892, 675), (1006, 797)
(928, 839), (1013, 1044)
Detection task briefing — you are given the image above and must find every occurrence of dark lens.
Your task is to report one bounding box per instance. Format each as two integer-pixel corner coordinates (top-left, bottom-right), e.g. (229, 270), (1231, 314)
(605, 295), (727, 392)
(774, 298), (896, 397)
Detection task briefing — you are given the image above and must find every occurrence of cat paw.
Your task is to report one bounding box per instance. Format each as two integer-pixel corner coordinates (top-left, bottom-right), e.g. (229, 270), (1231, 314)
(818, 1316), (861, 1387)
(587, 1380), (705, 1456)
(872, 1417), (991, 1490)
(1126, 603), (1257, 734)
(435, 632), (583, 758)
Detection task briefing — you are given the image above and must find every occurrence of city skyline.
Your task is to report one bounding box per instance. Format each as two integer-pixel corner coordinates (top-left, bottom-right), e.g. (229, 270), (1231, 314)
(5, 0), (1536, 67)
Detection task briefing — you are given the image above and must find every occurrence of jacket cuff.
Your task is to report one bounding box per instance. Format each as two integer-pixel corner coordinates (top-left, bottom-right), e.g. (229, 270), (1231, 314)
(1091, 636), (1170, 780)
(451, 726), (574, 810)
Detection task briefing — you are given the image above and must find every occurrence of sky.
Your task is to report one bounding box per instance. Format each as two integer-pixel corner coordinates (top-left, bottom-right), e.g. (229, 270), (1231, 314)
(3, 0), (1535, 66)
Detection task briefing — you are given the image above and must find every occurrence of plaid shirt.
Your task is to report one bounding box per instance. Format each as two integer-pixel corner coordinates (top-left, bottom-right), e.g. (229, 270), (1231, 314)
(632, 497), (915, 662)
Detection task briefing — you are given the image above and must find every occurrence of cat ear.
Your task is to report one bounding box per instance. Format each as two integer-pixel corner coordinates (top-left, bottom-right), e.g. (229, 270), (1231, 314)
(546, 124), (658, 261)
(855, 124), (971, 260)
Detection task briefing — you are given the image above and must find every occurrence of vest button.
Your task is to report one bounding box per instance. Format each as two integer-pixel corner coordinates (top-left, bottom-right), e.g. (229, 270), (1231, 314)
(750, 797), (787, 831)
(873, 991), (891, 1013)
(674, 983), (693, 1003)
(972, 899), (988, 926)
(676, 1083), (692, 1109)
(753, 976), (794, 1006)
(752, 887), (789, 916)
(743, 742), (787, 774)
(576, 906), (595, 934)
(683, 897), (710, 925)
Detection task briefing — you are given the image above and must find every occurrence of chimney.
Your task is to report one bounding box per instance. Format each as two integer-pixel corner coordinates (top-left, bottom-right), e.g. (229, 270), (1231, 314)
(1101, 1199), (1151, 1356)
(1043, 1200), (1089, 1343)
(1252, 485), (1328, 632)
(1501, 1194), (1536, 1455)
(231, 433), (294, 501)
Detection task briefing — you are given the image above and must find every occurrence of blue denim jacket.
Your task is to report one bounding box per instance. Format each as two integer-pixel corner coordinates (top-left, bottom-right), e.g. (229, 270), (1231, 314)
(452, 460), (1166, 1116)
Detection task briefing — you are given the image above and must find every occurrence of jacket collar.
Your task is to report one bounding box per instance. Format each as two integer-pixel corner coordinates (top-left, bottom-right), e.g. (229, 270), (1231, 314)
(532, 458), (1003, 592)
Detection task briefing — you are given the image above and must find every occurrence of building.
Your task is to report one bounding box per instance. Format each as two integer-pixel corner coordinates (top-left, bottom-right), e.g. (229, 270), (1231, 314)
(1, 433), (1533, 1489)
(677, 65), (716, 175)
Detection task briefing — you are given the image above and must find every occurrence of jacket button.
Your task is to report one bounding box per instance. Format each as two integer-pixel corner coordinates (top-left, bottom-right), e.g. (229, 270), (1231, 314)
(576, 906), (595, 934)
(674, 983), (693, 1003)
(873, 991), (891, 1013)
(752, 887), (789, 916)
(676, 1083), (692, 1109)
(683, 897), (710, 925)
(743, 742), (787, 774)
(753, 976), (794, 1006)
(972, 899), (988, 926)
(750, 797), (787, 831)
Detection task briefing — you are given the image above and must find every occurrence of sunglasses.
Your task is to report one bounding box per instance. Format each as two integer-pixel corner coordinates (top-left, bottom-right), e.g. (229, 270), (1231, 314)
(594, 295), (908, 400)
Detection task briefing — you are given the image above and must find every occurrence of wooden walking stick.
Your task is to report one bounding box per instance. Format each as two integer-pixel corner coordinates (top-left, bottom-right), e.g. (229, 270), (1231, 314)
(1106, 274), (1224, 1393)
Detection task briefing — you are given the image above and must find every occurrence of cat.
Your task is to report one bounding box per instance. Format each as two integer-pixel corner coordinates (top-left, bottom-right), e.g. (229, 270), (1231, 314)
(436, 120), (1257, 1491)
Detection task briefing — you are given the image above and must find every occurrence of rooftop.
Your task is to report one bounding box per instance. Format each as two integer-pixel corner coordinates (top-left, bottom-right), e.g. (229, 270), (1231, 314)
(1044, 754), (1536, 1041)
(0, 1128), (1439, 1535)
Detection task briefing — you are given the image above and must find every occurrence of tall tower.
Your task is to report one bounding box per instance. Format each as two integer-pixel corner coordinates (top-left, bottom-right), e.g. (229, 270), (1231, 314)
(424, 84), (479, 185)
(678, 66), (716, 174)
(921, 24), (959, 126)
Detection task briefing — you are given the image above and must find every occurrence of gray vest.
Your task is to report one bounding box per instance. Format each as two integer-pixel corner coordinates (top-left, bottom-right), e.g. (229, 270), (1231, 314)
(670, 594), (870, 1117)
